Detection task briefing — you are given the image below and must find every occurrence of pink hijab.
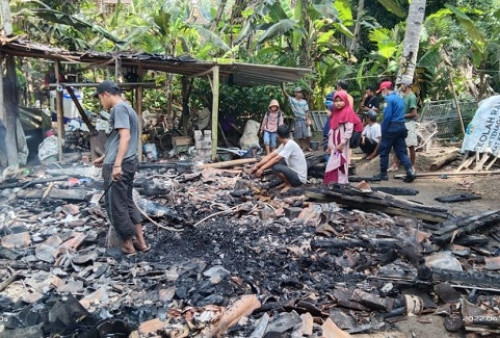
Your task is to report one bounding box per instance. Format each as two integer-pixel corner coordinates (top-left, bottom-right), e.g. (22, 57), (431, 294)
(329, 91), (363, 132)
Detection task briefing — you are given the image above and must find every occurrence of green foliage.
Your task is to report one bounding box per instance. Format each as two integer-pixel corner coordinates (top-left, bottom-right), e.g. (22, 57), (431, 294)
(376, 0), (406, 19)
(9, 0), (500, 120)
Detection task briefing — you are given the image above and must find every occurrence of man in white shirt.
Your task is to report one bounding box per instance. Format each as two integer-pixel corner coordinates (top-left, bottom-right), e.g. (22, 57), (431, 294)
(250, 125), (307, 190)
(360, 110), (381, 160)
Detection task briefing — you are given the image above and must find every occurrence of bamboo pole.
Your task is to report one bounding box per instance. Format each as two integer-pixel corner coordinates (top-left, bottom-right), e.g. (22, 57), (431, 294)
(448, 70), (466, 137)
(211, 65), (220, 161)
(55, 61), (64, 161)
(136, 65), (143, 161)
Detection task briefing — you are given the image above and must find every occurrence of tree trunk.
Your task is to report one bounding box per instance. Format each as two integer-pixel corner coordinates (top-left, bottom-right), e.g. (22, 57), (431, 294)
(229, 0), (246, 46)
(4, 55), (19, 167)
(299, 0), (311, 68)
(1, 0), (13, 36)
(210, 0), (227, 31)
(179, 76), (193, 132)
(349, 0), (365, 54)
(396, 0), (426, 85)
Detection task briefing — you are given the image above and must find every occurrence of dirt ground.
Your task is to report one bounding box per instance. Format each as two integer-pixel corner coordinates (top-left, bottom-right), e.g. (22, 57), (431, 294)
(352, 146), (499, 217)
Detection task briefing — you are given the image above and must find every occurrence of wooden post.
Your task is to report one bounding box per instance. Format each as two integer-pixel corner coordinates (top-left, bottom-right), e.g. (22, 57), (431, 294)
(114, 56), (122, 83)
(4, 55), (18, 166)
(0, 55), (4, 123)
(211, 65), (220, 161)
(54, 61), (64, 161)
(448, 70), (466, 137)
(136, 65), (143, 161)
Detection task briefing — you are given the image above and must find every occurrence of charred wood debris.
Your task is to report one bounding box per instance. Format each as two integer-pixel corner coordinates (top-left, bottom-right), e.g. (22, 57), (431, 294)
(0, 157), (499, 337)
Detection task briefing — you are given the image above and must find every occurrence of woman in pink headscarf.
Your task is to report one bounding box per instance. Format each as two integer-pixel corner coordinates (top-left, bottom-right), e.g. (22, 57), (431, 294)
(324, 91), (362, 184)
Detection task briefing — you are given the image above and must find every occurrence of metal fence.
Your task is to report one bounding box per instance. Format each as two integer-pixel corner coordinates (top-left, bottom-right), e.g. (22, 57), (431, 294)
(419, 100), (477, 139)
(312, 100), (478, 139)
(309, 111), (329, 132)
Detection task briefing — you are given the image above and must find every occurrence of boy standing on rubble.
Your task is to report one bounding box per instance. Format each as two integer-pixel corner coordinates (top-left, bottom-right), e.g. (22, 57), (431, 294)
(93, 80), (149, 256)
(250, 125), (307, 191)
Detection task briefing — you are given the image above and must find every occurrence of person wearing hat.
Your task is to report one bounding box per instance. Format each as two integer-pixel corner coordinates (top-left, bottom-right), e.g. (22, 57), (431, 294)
(260, 99), (284, 154)
(281, 83), (311, 151)
(388, 81), (418, 171)
(360, 110), (381, 160)
(93, 80), (149, 256)
(373, 81), (416, 182)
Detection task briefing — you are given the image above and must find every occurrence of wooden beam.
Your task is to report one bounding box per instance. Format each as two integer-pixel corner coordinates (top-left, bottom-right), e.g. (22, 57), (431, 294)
(211, 65), (220, 161)
(186, 66), (215, 79)
(200, 158), (257, 169)
(55, 61), (64, 161)
(136, 65), (144, 162)
(395, 169), (500, 179)
(47, 82), (158, 88)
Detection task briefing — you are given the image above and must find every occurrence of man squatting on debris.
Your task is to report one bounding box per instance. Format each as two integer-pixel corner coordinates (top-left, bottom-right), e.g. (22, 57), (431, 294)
(250, 125), (308, 190)
(93, 80), (149, 255)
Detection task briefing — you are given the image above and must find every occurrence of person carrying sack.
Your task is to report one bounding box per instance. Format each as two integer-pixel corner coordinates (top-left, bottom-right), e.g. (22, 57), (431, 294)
(260, 99), (284, 154)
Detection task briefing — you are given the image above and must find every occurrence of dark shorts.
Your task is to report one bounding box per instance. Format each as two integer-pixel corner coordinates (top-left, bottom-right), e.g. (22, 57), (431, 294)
(272, 161), (303, 187)
(102, 157), (143, 240)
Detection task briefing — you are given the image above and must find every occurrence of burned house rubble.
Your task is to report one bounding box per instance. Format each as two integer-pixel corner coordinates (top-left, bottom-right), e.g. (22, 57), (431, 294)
(0, 160), (500, 337)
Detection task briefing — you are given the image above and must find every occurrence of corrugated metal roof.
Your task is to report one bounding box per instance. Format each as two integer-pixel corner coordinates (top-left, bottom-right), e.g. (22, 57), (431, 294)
(0, 36), (311, 86)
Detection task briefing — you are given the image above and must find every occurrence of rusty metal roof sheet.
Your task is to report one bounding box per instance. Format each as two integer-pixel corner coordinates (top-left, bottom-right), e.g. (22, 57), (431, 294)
(0, 36), (311, 86)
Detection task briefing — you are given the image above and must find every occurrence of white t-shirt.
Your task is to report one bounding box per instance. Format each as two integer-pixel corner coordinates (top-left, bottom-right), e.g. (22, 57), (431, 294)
(362, 123), (381, 142)
(275, 140), (308, 183)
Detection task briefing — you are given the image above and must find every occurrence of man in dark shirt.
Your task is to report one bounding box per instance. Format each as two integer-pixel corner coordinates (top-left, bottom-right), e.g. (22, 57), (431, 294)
(361, 85), (380, 113)
(373, 81), (416, 183)
(93, 80), (149, 255)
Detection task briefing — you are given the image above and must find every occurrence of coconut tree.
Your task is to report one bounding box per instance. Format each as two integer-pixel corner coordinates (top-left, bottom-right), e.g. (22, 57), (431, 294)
(396, 0), (426, 85)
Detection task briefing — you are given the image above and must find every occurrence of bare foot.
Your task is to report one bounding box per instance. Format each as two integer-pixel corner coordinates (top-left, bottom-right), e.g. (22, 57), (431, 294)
(133, 242), (151, 252)
(276, 182), (286, 190)
(134, 224), (149, 251)
(387, 165), (399, 172)
(121, 239), (136, 255)
(280, 184), (292, 193)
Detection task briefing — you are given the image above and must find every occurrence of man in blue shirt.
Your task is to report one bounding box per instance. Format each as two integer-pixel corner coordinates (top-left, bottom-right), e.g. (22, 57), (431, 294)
(373, 81), (416, 182)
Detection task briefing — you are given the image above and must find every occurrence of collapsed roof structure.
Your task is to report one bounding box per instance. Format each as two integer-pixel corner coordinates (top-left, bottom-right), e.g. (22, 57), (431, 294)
(0, 36), (311, 160)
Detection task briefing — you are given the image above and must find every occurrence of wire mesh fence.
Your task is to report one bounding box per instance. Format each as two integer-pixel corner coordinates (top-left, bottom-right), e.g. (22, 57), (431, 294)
(419, 100), (478, 139)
